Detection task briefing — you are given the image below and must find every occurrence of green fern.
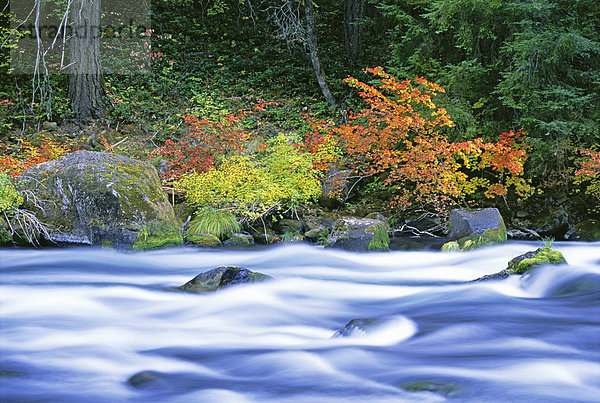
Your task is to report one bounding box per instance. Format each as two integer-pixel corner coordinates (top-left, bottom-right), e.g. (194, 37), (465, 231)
(541, 236), (555, 249)
(186, 207), (241, 240)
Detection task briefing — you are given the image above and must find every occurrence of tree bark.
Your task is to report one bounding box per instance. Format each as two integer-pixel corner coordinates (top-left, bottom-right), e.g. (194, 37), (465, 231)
(69, 0), (104, 120)
(344, 0), (364, 61)
(304, 0), (337, 108)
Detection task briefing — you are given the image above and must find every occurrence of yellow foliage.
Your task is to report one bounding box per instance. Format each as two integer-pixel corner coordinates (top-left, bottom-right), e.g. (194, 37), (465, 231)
(176, 134), (321, 220)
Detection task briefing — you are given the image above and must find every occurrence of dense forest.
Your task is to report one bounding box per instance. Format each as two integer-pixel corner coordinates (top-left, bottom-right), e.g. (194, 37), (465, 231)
(1, 0), (599, 245)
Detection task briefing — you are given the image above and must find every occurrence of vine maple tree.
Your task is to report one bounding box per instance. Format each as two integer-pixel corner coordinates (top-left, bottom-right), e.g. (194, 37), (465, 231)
(307, 67), (532, 210)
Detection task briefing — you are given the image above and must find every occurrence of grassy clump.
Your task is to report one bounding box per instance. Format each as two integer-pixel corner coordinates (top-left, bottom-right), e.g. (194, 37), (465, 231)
(186, 207), (241, 240)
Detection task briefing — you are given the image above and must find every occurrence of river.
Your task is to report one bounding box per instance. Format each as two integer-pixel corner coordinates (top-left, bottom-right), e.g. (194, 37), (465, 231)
(1, 242), (599, 402)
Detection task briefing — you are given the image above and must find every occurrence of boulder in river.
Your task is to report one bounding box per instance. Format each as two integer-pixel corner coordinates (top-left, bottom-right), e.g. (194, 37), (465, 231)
(178, 266), (272, 292)
(326, 216), (390, 251)
(470, 247), (567, 282)
(442, 208), (506, 251)
(18, 151), (182, 249)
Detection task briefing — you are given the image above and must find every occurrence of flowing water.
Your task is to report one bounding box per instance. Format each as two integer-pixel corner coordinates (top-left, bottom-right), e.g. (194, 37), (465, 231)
(1, 242), (599, 402)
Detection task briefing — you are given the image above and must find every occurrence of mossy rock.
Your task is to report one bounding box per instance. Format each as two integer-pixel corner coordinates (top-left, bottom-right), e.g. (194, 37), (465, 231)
(366, 222), (390, 251)
(507, 247), (567, 274)
(17, 151), (181, 249)
(565, 219), (600, 242)
(133, 222), (182, 250)
(326, 217), (389, 251)
(222, 233), (254, 248)
(304, 227), (330, 244)
(178, 266), (272, 293)
(185, 233), (222, 248)
(443, 208), (506, 251)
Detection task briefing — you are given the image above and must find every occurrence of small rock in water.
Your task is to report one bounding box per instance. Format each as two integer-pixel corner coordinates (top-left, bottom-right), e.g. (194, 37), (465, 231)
(332, 318), (382, 337)
(179, 265), (272, 292)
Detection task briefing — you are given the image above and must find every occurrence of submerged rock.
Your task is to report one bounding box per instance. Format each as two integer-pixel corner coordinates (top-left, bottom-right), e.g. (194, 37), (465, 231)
(326, 216), (390, 251)
(178, 266), (271, 292)
(18, 151), (181, 249)
(443, 208), (506, 251)
(402, 380), (463, 397)
(332, 318), (383, 337)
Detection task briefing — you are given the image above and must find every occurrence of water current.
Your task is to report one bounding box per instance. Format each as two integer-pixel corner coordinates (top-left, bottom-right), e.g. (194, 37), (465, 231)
(1, 241), (599, 402)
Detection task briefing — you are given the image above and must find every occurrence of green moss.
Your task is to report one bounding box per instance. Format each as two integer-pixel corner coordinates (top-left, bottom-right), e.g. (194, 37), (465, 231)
(441, 241), (460, 252)
(367, 223), (390, 251)
(133, 223), (183, 250)
(185, 233), (222, 247)
(101, 239), (113, 248)
(508, 248), (567, 274)
(451, 217), (507, 251)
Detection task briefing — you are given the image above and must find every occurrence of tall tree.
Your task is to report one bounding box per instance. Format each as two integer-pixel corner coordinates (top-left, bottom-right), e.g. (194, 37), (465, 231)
(69, 0), (104, 120)
(343, 0), (363, 61)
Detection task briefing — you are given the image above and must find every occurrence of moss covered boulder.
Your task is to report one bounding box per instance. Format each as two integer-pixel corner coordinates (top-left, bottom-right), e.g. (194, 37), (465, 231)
(470, 247), (567, 282)
(18, 151), (182, 249)
(325, 216), (390, 251)
(443, 208), (507, 251)
(507, 247), (567, 274)
(178, 266), (272, 292)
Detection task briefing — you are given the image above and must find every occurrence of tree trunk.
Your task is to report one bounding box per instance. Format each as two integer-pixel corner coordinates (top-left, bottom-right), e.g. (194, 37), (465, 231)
(69, 0), (104, 120)
(344, 0), (364, 61)
(304, 0), (337, 108)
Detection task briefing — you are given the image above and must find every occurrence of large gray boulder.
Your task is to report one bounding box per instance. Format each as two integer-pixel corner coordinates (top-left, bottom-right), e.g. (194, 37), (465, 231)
(443, 208), (507, 251)
(325, 216), (389, 251)
(18, 151), (182, 249)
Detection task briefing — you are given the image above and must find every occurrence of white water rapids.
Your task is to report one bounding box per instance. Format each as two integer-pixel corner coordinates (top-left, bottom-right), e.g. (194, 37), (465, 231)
(1, 241), (599, 402)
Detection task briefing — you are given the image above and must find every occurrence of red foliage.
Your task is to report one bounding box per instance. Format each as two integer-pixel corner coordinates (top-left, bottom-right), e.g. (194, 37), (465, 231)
(0, 136), (72, 176)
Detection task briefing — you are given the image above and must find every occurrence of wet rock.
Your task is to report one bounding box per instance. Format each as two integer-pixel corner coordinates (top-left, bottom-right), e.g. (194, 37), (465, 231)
(565, 219), (600, 242)
(303, 227), (330, 244)
(17, 151), (182, 249)
(326, 216), (390, 251)
(470, 247), (567, 282)
(185, 233), (222, 248)
(222, 233), (254, 248)
(402, 380), (462, 397)
(443, 208), (506, 251)
(128, 371), (163, 388)
(332, 318), (383, 337)
(178, 266), (272, 292)
(506, 247), (567, 274)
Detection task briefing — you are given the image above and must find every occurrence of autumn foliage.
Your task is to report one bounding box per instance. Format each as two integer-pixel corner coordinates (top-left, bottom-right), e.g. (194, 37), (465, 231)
(306, 67), (532, 210)
(0, 136), (72, 176)
(152, 100), (274, 181)
(574, 148), (600, 203)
